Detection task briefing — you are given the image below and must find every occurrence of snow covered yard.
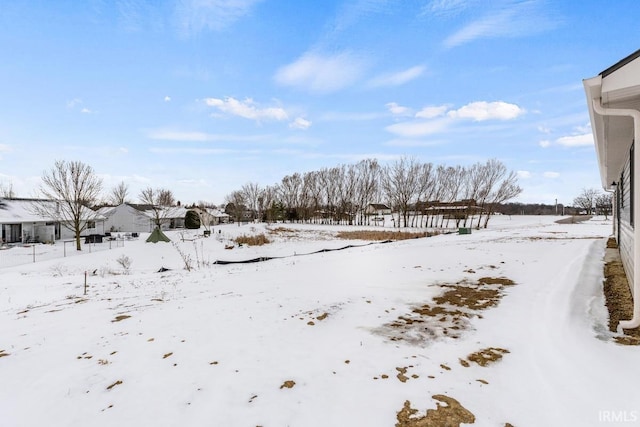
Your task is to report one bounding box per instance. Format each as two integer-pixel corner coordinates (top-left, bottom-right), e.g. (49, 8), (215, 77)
(1, 216), (639, 426)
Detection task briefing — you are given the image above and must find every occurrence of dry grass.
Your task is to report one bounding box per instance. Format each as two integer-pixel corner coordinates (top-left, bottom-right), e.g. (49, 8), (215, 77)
(234, 234), (271, 246)
(268, 227), (296, 234)
(378, 276), (516, 344)
(396, 395), (475, 427)
(603, 237), (640, 344)
(464, 347), (510, 367)
(336, 230), (438, 241)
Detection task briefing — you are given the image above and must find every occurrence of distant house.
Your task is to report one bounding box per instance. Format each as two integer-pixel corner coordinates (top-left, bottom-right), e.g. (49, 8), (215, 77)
(416, 199), (483, 219)
(584, 48), (640, 329)
(188, 207), (231, 229)
(365, 203), (392, 216)
(96, 203), (194, 233)
(0, 198), (104, 244)
(96, 203), (152, 234)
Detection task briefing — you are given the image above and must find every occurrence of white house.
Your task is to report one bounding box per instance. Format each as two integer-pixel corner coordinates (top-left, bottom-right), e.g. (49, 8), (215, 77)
(365, 203), (392, 216)
(584, 48), (640, 330)
(0, 198), (105, 244)
(96, 203), (152, 234)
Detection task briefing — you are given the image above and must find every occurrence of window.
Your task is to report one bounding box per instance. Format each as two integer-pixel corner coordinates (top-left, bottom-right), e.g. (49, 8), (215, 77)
(87, 221), (96, 229)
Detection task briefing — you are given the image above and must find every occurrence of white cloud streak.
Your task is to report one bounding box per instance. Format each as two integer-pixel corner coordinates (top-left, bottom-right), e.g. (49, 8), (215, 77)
(555, 133), (593, 147)
(146, 129), (271, 142)
(204, 97), (288, 122)
(289, 117), (312, 130)
(368, 65), (425, 87)
(443, 1), (560, 48)
(175, 0), (263, 36)
(274, 51), (368, 93)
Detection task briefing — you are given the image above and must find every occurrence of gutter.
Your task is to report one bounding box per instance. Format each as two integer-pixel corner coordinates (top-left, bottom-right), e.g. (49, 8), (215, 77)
(592, 98), (640, 330)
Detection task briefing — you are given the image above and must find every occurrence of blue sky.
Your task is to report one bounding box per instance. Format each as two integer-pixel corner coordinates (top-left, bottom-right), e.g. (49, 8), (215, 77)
(0, 0), (638, 206)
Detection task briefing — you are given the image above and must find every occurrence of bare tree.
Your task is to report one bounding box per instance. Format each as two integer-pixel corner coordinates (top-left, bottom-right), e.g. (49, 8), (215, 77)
(573, 188), (600, 215)
(34, 160), (103, 251)
(241, 182), (262, 221)
(279, 173), (302, 222)
(382, 157), (421, 227)
(225, 190), (247, 225)
(109, 181), (130, 205)
(595, 193), (613, 219)
(482, 170), (522, 228)
(0, 181), (15, 198)
(355, 159), (381, 225)
(139, 187), (175, 230)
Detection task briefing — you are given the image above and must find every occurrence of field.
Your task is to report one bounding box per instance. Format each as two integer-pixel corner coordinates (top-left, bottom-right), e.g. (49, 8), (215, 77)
(1, 216), (639, 426)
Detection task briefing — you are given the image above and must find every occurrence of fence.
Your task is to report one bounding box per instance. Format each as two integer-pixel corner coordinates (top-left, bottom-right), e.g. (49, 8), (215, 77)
(0, 238), (128, 269)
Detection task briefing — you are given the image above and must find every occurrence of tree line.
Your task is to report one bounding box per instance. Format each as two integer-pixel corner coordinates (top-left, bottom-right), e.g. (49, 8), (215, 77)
(224, 157), (522, 229)
(1, 157), (522, 251)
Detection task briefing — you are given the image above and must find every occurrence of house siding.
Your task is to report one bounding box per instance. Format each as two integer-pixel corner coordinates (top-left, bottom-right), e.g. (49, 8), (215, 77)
(619, 156), (635, 291)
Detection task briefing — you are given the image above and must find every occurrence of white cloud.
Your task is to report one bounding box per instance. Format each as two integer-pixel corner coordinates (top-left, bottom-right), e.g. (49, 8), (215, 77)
(539, 140), (551, 148)
(164, 96), (171, 102)
(146, 129), (270, 142)
(424, 0), (473, 17)
(368, 65), (425, 87)
(204, 97), (288, 122)
(0, 144), (11, 152)
(80, 108), (93, 114)
(442, 1), (559, 48)
(175, 0), (263, 36)
(274, 51), (367, 93)
(67, 98), (82, 108)
(386, 102), (412, 116)
(416, 105), (448, 119)
(517, 170), (532, 179)
(319, 111), (385, 121)
(544, 171), (560, 178)
(385, 100), (522, 138)
(384, 139), (445, 147)
(447, 101), (524, 121)
(385, 117), (452, 138)
(556, 133), (593, 147)
(289, 117), (312, 130)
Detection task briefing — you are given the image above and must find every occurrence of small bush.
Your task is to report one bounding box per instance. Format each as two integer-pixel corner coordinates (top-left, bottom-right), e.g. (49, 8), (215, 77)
(116, 255), (133, 273)
(234, 234), (270, 246)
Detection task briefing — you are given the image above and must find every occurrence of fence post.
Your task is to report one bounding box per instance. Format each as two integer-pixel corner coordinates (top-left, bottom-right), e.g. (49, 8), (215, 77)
(84, 271), (87, 295)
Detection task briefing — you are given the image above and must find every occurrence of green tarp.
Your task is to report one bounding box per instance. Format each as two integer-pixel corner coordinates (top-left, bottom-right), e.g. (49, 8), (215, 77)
(146, 227), (171, 243)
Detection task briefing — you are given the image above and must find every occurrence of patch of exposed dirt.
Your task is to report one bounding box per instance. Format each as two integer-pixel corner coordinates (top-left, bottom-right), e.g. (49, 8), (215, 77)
(106, 380), (123, 390)
(464, 347), (510, 367)
(396, 395), (475, 427)
(0, 349), (9, 358)
(603, 238), (640, 345)
(111, 315), (131, 322)
(376, 276), (515, 344)
(279, 380), (295, 389)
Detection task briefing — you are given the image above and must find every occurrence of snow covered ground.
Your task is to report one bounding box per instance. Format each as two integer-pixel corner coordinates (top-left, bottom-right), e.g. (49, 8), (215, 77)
(1, 216), (639, 426)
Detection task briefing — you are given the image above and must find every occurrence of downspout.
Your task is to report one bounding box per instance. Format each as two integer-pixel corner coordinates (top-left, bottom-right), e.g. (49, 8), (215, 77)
(592, 98), (640, 330)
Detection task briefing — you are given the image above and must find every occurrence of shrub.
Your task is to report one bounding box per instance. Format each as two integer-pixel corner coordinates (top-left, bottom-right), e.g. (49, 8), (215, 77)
(116, 255), (133, 274)
(185, 210), (201, 229)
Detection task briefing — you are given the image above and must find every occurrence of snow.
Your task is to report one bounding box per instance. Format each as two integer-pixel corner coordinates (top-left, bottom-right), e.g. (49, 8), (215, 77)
(1, 216), (639, 426)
